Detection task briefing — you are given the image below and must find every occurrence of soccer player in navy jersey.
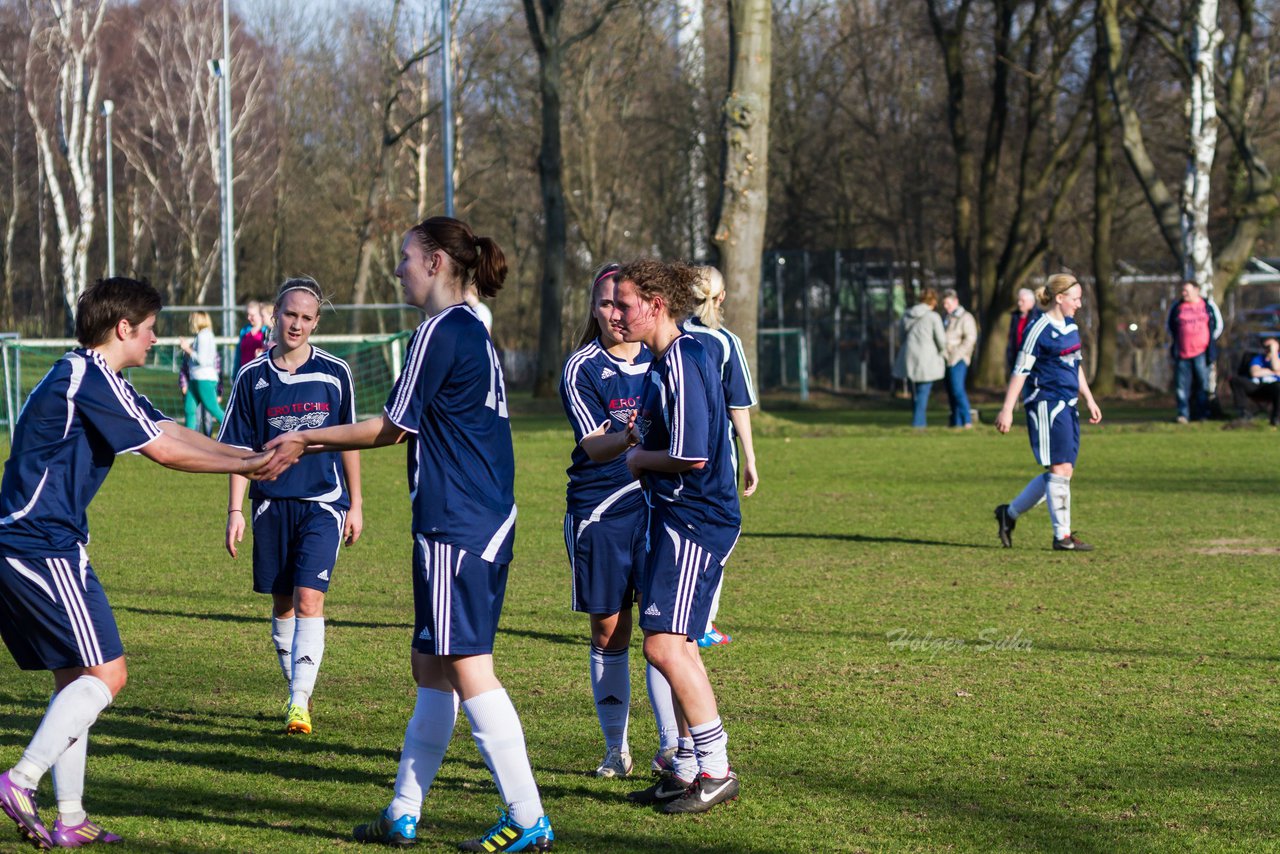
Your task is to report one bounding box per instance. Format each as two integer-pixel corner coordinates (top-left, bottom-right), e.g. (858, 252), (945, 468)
(682, 265), (759, 648)
(220, 277), (363, 736)
(0, 277), (275, 849)
(263, 217), (552, 852)
(600, 259), (743, 815)
(994, 273), (1103, 552)
(559, 262), (655, 779)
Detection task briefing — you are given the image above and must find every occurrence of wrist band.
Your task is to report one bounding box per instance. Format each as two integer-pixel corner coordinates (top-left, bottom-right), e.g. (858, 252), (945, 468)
(228, 509), (243, 514)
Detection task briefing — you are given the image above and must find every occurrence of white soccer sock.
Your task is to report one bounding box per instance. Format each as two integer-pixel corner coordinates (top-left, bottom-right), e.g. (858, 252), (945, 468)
(463, 688), (543, 829)
(705, 575), (725, 633)
(1046, 474), (1071, 540)
(689, 717), (730, 778)
(1008, 474), (1048, 519)
(589, 645), (630, 750)
(271, 615), (295, 687)
(46, 691), (87, 826)
(673, 736), (698, 781)
(645, 664), (679, 752)
(289, 617), (324, 708)
(388, 688), (459, 821)
(12, 676), (112, 790)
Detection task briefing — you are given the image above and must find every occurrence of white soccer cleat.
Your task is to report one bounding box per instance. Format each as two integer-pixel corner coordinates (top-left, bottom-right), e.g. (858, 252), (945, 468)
(595, 745), (633, 778)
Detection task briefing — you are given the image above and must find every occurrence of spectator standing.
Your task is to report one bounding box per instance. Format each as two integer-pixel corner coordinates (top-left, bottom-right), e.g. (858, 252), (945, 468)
(942, 288), (978, 429)
(179, 311), (226, 433)
(1166, 280), (1223, 423)
(892, 288), (947, 429)
(235, 300), (269, 376)
(1005, 288), (1039, 376)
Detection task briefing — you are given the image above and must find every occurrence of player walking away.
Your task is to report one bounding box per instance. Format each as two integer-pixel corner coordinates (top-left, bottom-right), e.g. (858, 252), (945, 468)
(994, 273), (1103, 552)
(600, 260), (743, 815)
(559, 263), (655, 779)
(682, 265), (759, 649)
(263, 217), (553, 852)
(219, 277), (363, 736)
(0, 277), (275, 850)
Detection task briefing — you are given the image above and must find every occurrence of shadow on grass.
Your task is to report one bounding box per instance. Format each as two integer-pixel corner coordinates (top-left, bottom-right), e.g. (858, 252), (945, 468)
(745, 531), (992, 549)
(115, 605), (405, 631)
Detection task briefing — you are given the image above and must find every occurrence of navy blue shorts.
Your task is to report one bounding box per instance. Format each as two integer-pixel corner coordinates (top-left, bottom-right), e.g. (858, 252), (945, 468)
(412, 535), (507, 656)
(564, 508), (645, 615)
(0, 549), (124, 671)
(638, 514), (739, 642)
(1026, 399), (1080, 467)
(251, 498), (345, 596)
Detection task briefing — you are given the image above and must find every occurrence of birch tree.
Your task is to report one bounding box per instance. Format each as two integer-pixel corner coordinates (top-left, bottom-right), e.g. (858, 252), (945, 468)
(1183, 0), (1220, 290)
(24, 0), (106, 329)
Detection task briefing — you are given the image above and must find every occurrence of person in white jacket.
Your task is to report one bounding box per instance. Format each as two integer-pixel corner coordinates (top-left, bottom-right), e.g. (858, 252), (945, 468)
(179, 311), (226, 432)
(892, 288), (947, 428)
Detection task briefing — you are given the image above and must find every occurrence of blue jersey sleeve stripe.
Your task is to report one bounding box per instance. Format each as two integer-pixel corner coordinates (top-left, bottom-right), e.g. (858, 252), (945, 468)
(562, 345), (600, 439)
(315, 349), (358, 423)
(90, 357), (162, 438)
(668, 341), (686, 457)
(388, 315), (444, 423)
(725, 328), (758, 407)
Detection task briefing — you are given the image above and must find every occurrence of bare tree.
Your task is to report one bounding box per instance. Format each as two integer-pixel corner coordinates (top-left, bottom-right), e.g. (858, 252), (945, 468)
(522, 0), (624, 397)
(24, 0), (107, 330)
(713, 0), (771, 384)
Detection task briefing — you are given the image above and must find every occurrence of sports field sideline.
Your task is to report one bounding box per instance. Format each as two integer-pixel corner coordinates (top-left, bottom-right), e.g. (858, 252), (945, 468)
(0, 398), (1276, 852)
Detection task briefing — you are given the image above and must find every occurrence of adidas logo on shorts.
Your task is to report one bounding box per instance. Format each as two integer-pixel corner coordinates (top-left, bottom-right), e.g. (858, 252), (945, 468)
(601, 366), (616, 379)
(255, 377), (269, 390)
(644, 603), (661, 617)
(317, 570), (330, 581)
(418, 627), (433, 641)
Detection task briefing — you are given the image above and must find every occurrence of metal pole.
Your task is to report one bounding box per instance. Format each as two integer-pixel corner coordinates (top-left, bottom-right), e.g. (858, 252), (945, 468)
(441, 0), (455, 217)
(222, 0), (236, 343)
(101, 100), (115, 277)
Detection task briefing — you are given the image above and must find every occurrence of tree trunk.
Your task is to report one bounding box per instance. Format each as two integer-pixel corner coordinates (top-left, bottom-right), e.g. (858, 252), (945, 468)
(531, 34), (566, 398)
(1092, 22), (1118, 396)
(1182, 0), (1220, 292)
(712, 0), (771, 388)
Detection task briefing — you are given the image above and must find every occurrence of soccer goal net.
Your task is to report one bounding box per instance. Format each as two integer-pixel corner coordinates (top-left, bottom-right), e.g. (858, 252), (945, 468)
(0, 332), (413, 442)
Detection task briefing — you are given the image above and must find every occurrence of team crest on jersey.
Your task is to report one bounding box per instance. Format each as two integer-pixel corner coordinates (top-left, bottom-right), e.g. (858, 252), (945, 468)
(634, 415), (651, 440)
(610, 409), (633, 425)
(267, 410), (330, 431)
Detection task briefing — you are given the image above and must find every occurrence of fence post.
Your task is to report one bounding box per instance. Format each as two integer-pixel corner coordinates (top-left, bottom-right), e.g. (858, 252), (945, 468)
(799, 331), (809, 402)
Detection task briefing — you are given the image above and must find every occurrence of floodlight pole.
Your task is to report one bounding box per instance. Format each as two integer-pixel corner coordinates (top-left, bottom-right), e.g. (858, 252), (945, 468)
(441, 0), (455, 216)
(221, 0), (236, 340)
(101, 99), (115, 278)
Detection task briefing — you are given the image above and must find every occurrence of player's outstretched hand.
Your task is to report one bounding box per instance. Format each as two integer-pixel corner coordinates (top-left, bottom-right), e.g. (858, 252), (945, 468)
(994, 407), (1013, 434)
(344, 505), (364, 546)
(226, 510), (245, 558)
(243, 449), (282, 481)
(261, 431), (309, 478)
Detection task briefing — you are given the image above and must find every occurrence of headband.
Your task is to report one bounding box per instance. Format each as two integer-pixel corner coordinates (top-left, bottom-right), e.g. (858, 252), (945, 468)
(592, 263), (621, 289)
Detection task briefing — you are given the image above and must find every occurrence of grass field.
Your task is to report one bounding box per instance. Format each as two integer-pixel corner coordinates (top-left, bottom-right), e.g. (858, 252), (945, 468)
(0, 396), (1277, 852)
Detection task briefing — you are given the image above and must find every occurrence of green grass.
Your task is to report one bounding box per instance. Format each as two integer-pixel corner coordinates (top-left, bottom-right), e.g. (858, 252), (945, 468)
(1, 400), (1278, 852)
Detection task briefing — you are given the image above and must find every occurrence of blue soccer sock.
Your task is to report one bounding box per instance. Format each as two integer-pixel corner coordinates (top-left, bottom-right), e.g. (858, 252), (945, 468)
(463, 688), (543, 829)
(689, 717), (730, 778)
(389, 688), (458, 821)
(589, 645), (630, 750)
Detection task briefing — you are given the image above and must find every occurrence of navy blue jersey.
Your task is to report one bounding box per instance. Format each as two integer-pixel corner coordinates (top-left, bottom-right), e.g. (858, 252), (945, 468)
(0, 349), (171, 554)
(681, 317), (757, 409)
(560, 339), (651, 518)
(635, 334), (741, 553)
(218, 345), (356, 508)
(1015, 314), (1082, 404)
(385, 305), (516, 563)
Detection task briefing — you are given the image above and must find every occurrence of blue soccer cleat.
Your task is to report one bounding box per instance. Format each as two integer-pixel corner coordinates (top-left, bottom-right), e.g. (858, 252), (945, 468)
(0, 770), (52, 850)
(696, 624), (731, 648)
(457, 810), (553, 852)
(353, 808), (417, 847)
